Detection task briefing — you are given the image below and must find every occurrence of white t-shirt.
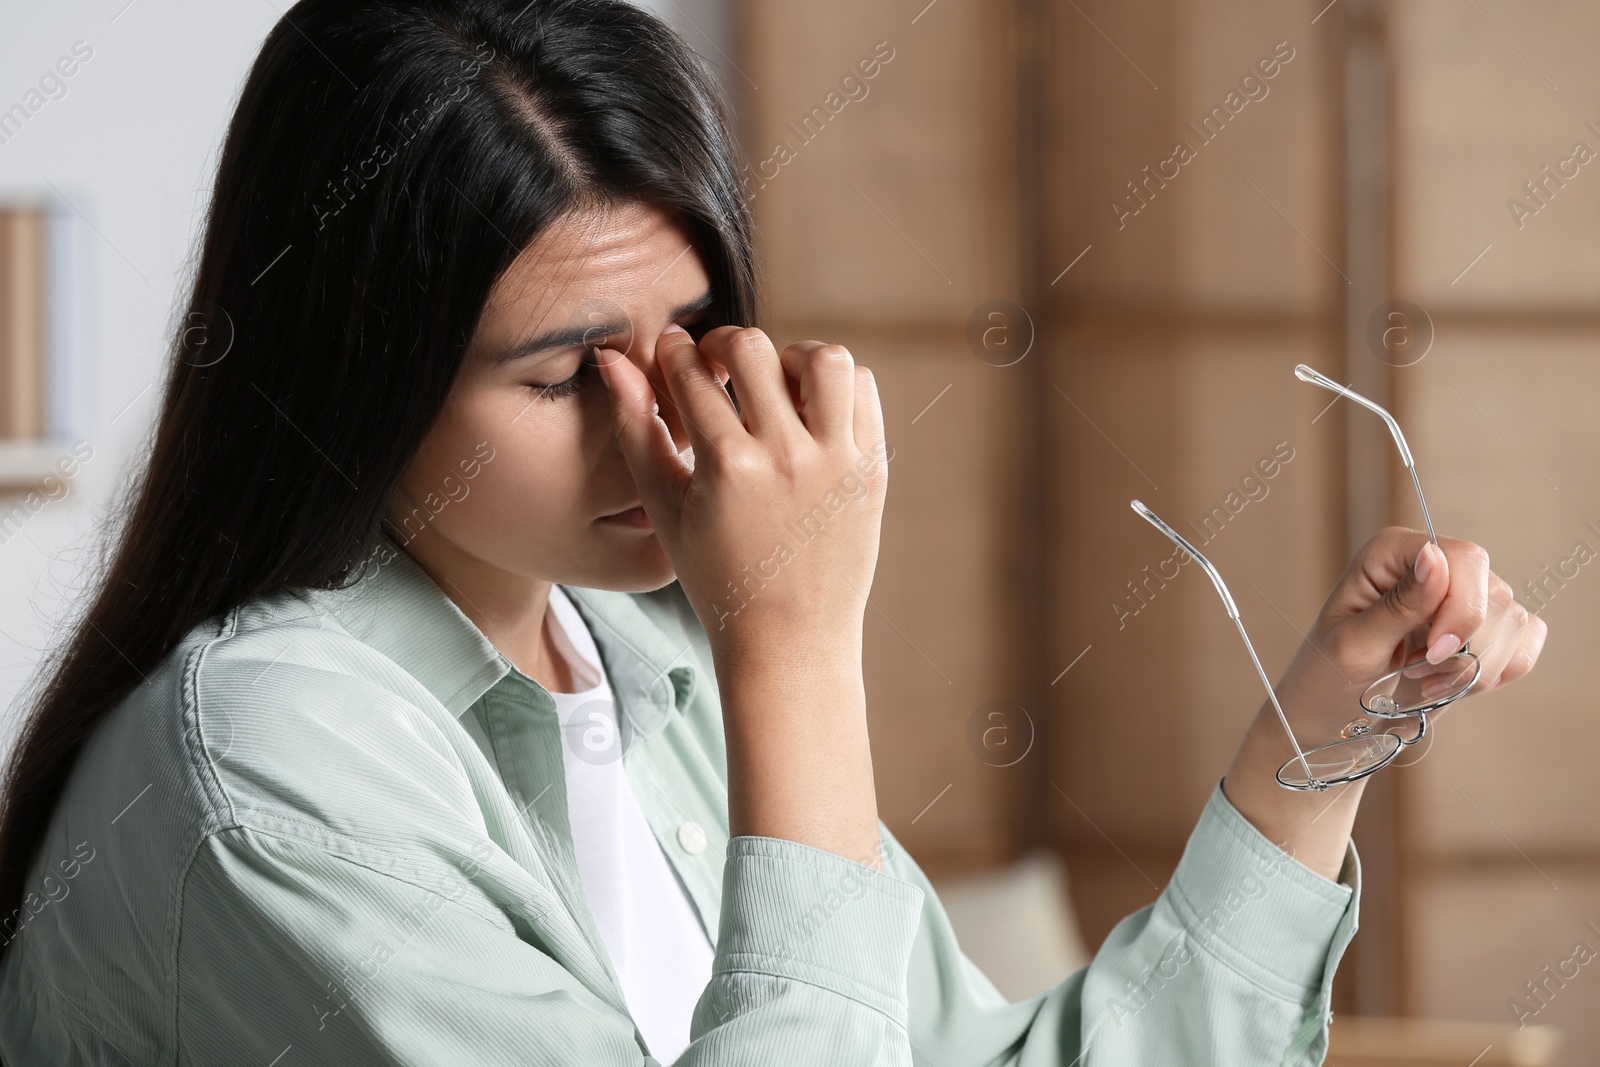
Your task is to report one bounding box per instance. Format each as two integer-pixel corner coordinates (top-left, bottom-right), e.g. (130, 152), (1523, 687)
(546, 585), (715, 1061)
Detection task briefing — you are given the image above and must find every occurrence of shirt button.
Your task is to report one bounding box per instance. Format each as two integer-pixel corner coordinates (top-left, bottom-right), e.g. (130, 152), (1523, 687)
(677, 821), (707, 855)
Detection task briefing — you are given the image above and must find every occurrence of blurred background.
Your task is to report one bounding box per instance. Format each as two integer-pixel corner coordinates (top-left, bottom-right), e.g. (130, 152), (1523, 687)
(0, 1), (1594, 1064)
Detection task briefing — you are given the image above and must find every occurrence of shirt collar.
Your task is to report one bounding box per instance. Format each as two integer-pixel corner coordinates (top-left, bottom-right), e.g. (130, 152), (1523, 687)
(308, 531), (698, 743)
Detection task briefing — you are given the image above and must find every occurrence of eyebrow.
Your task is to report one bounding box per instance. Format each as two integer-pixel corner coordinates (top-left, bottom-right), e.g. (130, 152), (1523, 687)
(491, 291), (716, 369)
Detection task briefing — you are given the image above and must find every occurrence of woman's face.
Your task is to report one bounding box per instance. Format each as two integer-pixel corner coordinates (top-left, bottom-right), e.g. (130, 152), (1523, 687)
(383, 200), (713, 593)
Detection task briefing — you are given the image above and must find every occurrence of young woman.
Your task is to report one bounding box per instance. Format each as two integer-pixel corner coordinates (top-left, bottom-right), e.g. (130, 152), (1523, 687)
(0, 1), (1545, 1064)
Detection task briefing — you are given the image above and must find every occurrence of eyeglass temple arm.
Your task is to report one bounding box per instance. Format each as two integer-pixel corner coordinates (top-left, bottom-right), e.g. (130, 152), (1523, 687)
(1293, 364), (1438, 544)
(1129, 500), (1237, 617)
(1129, 500), (1317, 785)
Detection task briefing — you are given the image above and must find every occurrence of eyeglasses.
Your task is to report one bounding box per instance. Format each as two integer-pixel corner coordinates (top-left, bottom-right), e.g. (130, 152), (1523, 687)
(1129, 364), (1482, 792)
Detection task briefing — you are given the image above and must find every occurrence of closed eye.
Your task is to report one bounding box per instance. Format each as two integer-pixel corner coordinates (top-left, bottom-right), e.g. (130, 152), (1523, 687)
(524, 309), (713, 402)
(526, 350), (594, 401)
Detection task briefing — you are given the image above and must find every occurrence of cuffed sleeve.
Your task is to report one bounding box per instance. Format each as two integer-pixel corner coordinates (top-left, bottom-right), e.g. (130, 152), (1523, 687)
(1166, 779), (1357, 1002)
(1074, 779), (1360, 1064)
(710, 835), (926, 1026)
(891, 778), (1361, 1065)
(682, 831), (927, 1064)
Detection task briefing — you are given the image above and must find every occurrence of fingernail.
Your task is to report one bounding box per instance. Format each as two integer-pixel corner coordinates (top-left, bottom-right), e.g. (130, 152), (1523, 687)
(1425, 632), (1462, 665)
(662, 323), (687, 335)
(1414, 543), (1434, 584)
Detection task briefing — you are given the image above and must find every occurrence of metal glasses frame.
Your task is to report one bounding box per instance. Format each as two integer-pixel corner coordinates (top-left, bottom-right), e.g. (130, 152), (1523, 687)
(1127, 364), (1481, 792)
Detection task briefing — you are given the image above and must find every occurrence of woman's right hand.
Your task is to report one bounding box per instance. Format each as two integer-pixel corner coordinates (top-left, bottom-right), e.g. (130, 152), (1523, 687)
(596, 323), (891, 865)
(593, 323), (890, 668)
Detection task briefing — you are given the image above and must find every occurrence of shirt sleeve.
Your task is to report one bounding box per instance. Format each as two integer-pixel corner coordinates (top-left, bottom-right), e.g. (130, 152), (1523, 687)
(889, 777), (1361, 1066)
(175, 822), (928, 1066)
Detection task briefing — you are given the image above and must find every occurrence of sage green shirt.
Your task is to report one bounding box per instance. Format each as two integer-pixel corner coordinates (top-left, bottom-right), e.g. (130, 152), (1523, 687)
(0, 532), (1359, 1064)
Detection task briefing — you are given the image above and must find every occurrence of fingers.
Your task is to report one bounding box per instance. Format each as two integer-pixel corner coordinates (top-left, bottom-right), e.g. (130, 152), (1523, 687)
(1423, 536), (1493, 664)
(696, 326), (805, 441)
(853, 363), (887, 471)
(1494, 611), (1548, 691)
(636, 324), (873, 468)
(777, 341), (858, 443)
(1320, 526), (1548, 705)
(1347, 530), (1451, 650)
(1471, 574), (1522, 690)
(651, 324), (748, 458)
(593, 344), (691, 506)
(629, 333), (707, 456)
(1463, 574), (1547, 693)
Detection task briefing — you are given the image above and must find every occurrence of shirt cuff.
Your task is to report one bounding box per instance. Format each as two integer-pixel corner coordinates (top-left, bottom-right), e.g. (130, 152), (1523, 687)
(1164, 778), (1360, 1004)
(714, 832), (926, 1027)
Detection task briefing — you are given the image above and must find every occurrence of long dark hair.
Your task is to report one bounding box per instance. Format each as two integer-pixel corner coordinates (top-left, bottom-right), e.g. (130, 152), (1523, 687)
(0, 0), (758, 952)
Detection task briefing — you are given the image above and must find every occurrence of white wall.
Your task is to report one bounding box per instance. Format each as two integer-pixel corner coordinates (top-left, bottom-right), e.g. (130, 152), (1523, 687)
(0, 0), (727, 755)
(634, 0), (737, 102)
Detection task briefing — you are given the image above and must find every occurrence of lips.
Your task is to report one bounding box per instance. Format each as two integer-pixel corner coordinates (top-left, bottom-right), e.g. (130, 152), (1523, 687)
(599, 503), (652, 530)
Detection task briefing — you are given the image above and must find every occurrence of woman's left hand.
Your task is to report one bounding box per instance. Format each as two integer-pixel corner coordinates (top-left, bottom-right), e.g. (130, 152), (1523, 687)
(1286, 526), (1544, 726)
(1221, 526), (1548, 881)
